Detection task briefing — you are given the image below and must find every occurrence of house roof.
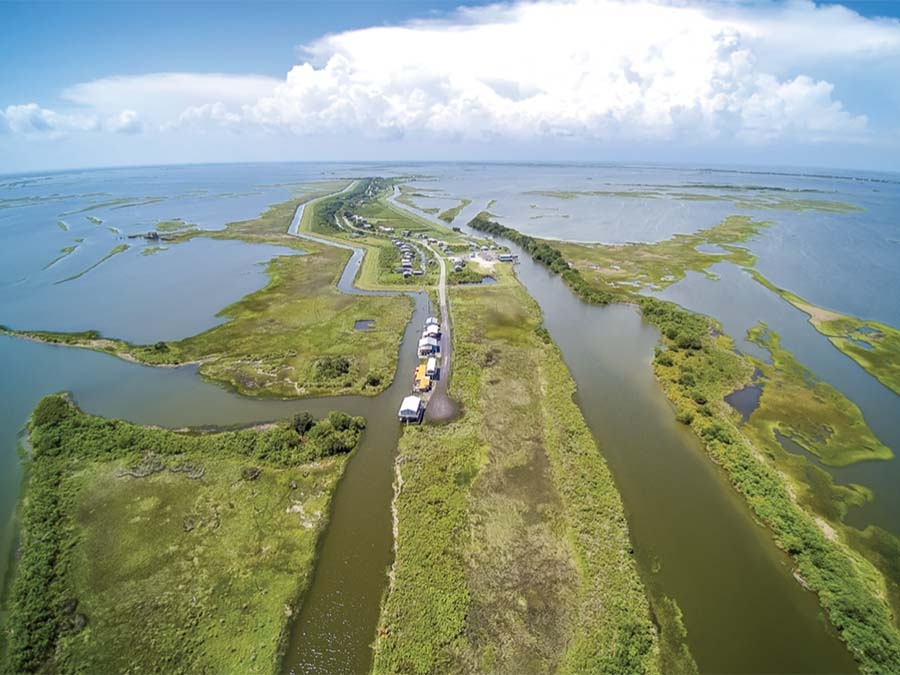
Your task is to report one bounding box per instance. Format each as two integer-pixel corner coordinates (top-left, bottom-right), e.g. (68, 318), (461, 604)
(400, 395), (422, 413)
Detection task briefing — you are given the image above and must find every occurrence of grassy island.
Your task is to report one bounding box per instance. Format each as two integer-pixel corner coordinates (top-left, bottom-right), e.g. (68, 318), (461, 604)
(373, 270), (685, 675)
(2, 394), (364, 674)
(437, 198), (472, 223)
(54, 243), (129, 284)
(749, 271), (900, 397)
(467, 213), (900, 674)
(553, 215), (771, 291)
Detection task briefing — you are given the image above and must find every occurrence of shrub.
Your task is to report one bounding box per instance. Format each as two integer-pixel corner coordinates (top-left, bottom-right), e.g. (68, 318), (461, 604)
(291, 412), (315, 435)
(314, 356), (351, 379)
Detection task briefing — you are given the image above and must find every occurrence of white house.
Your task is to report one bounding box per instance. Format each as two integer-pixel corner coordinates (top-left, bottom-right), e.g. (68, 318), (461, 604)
(418, 337), (440, 357)
(426, 357), (438, 377)
(398, 395), (424, 422)
(423, 323), (441, 338)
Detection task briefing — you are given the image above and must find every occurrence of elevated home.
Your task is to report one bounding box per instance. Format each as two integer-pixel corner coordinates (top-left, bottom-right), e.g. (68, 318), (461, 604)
(414, 364), (432, 392)
(418, 337), (440, 357)
(426, 356), (437, 377)
(497, 253), (517, 262)
(423, 323), (441, 339)
(398, 395), (424, 423)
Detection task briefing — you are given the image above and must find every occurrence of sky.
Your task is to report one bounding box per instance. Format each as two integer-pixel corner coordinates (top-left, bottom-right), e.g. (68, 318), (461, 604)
(2, 0), (900, 174)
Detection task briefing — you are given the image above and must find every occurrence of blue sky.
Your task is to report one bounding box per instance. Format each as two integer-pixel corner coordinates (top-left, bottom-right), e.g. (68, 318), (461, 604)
(2, 0), (900, 173)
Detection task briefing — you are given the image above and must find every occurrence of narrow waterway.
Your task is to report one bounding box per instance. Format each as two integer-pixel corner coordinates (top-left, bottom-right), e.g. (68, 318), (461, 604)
(281, 293), (428, 674)
(506, 242), (857, 673)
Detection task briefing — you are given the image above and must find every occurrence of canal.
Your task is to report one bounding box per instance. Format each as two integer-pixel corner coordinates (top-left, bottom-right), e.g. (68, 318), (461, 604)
(502, 239), (857, 673)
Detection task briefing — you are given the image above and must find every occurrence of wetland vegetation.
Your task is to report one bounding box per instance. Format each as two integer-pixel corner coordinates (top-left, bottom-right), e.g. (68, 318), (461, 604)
(749, 270), (900, 397)
(4, 168), (897, 675)
(374, 273), (668, 675)
(3, 394), (364, 674)
(437, 198), (472, 223)
(54, 243), (129, 284)
(554, 215), (771, 291)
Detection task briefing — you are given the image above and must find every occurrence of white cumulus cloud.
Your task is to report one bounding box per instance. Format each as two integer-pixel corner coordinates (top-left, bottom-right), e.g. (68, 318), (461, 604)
(107, 109), (142, 134)
(240, 0), (875, 143)
(62, 72), (279, 126)
(2, 0), (898, 150)
(0, 103), (100, 136)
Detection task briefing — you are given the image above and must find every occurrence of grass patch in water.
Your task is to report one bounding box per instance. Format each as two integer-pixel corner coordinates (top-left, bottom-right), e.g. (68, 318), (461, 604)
(42, 245), (79, 271)
(743, 324), (892, 466)
(374, 281), (664, 674)
(154, 218), (195, 233)
(2, 394), (363, 674)
(526, 189), (862, 213)
(395, 184), (441, 214)
(54, 244), (129, 284)
(748, 270), (900, 397)
(437, 198), (472, 223)
(553, 214), (771, 291)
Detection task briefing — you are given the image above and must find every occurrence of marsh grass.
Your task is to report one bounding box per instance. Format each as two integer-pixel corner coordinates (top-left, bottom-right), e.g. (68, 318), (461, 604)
(438, 199), (472, 223)
(42, 245), (79, 271)
(744, 324), (892, 466)
(749, 270), (900, 397)
(555, 215), (771, 291)
(526, 189), (862, 213)
(53, 244), (129, 284)
(374, 281), (661, 674)
(4, 395), (363, 674)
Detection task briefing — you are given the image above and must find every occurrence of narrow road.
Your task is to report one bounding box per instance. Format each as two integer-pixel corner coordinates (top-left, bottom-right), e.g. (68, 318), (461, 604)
(421, 240), (457, 421)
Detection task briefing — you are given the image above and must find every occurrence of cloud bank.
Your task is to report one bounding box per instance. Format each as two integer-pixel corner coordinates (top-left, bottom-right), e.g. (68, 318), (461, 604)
(2, 0), (899, 154)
